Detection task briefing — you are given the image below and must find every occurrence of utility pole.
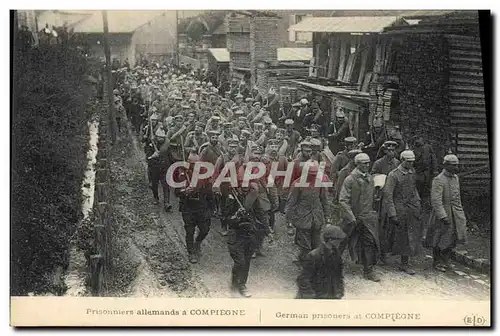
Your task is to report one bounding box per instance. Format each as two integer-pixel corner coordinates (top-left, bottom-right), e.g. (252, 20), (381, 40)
(101, 10), (118, 143)
(175, 10), (179, 67)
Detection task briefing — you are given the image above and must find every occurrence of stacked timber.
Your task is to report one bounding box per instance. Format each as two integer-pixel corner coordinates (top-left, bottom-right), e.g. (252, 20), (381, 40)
(446, 34), (490, 192)
(393, 34), (451, 161)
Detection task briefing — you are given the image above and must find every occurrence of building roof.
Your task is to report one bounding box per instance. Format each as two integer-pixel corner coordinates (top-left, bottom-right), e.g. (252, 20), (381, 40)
(291, 80), (370, 101)
(208, 47), (313, 63)
(277, 48), (313, 61)
(329, 10), (455, 18)
(37, 10), (92, 29)
(288, 16), (402, 33)
(73, 10), (168, 33)
(208, 48), (230, 62)
(211, 23), (226, 35)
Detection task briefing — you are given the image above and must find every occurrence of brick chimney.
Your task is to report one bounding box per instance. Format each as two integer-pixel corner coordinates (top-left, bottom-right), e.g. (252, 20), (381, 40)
(250, 16), (279, 89)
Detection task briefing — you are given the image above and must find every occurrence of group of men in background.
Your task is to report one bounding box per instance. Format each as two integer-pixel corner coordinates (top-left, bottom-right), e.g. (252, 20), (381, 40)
(110, 61), (467, 300)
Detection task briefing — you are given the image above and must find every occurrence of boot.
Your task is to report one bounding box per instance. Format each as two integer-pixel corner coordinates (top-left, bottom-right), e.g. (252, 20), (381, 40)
(164, 202), (172, 212)
(189, 252), (198, 264)
(363, 267), (381, 282)
(379, 252), (389, 265)
(194, 241), (202, 258)
(153, 196), (160, 205)
(187, 244), (198, 264)
(238, 286), (252, 298)
(399, 256), (416, 275)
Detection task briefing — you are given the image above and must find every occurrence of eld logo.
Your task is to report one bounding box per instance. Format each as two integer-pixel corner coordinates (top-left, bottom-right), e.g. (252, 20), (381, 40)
(463, 315), (486, 326)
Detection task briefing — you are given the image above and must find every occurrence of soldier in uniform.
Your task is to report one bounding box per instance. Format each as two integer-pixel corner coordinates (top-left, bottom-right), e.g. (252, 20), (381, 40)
(296, 225), (346, 300)
(338, 153), (381, 282)
(284, 118), (302, 159)
(327, 107), (351, 155)
(205, 115), (222, 134)
(219, 122), (239, 148)
(226, 191), (257, 298)
(371, 140), (400, 264)
(242, 145), (276, 258)
(175, 155), (214, 264)
(383, 148), (422, 275)
(146, 124), (172, 211)
(330, 137), (358, 185)
(424, 152), (467, 272)
(285, 160), (332, 265)
(264, 138), (288, 233)
(214, 139), (244, 235)
(184, 122), (208, 155)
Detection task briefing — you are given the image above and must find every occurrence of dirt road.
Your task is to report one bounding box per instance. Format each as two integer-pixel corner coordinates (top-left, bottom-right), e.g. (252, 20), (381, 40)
(109, 122), (490, 302)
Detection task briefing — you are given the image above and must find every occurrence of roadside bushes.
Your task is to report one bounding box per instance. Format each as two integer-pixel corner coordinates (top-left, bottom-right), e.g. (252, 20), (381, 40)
(11, 46), (93, 295)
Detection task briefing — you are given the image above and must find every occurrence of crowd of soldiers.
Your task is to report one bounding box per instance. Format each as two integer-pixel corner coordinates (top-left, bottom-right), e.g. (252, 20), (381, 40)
(110, 62), (467, 300)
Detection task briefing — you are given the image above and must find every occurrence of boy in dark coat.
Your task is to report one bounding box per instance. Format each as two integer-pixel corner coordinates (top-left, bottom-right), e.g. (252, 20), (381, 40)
(297, 225), (346, 299)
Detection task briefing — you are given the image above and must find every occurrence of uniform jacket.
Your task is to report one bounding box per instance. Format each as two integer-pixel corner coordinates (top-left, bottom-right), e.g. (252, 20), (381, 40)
(296, 244), (344, 299)
(338, 168), (380, 261)
(334, 161), (355, 202)
(383, 165), (423, 256)
(285, 176), (332, 230)
(424, 170), (467, 250)
(371, 156), (400, 175)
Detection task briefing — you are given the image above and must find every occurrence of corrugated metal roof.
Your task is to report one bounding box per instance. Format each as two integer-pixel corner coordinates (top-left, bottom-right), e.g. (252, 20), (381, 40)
(73, 10), (168, 33)
(277, 48), (313, 61)
(288, 16), (400, 33)
(208, 48), (230, 62)
(209, 48), (313, 63)
(330, 10), (455, 18)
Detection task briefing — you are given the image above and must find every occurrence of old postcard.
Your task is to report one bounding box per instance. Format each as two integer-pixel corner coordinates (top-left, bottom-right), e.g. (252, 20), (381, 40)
(11, 9), (491, 327)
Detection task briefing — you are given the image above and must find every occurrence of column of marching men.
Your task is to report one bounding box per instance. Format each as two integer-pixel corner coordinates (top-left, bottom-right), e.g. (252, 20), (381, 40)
(111, 63), (468, 300)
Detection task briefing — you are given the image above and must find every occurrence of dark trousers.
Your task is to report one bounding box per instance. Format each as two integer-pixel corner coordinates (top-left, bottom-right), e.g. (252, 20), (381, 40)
(148, 164), (168, 202)
(359, 224), (377, 273)
(182, 211), (211, 253)
(269, 211), (275, 230)
(228, 231), (256, 288)
(433, 247), (452, 266)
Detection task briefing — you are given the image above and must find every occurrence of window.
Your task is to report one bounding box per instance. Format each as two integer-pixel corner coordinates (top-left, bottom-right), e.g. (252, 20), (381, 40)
(289, 14), (313, 43)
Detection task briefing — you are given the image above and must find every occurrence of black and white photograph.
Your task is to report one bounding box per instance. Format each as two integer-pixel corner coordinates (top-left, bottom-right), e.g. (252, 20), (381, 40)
(10, 8), (492, 327)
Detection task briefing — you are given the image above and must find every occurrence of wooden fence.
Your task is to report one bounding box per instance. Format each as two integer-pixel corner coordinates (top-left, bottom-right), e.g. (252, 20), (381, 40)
(89, 93), (113, 296)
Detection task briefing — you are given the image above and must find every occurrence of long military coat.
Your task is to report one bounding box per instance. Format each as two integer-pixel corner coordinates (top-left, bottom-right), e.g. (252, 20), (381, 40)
(383, 165), (422, 256)
(424, 170), (467, 250)
(338, 168), (380, 262)
(285, 177), (332, 230)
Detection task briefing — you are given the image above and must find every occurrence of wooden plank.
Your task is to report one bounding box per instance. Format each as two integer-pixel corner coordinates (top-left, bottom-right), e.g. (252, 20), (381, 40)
(450, 49), (483, 57)
(457, 146), (490, 153)
(448, 85), (485, 93)
(457, 139), (489, 146)
(450, 112), (486, 119)
(450, 63), (483, 71)
(450, 98), (485, 106)
(449, 91), (485, 99)
(460, 174), (491, 180)
(336, 36), (347, 81)
(361, 72), (372, 92)
(90, 254), (103, 296)
(449, 77), (484, 85)
(357, 38), (369, 86)
(450, 70), (483, 78)
(450, 56), (483, 64)
(343, 53), (356, 83)
(327, 35), (336, 79)
(457, 153), (490, 159)
(450, 105), (486, 112)
(457, 133), (489, 140)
